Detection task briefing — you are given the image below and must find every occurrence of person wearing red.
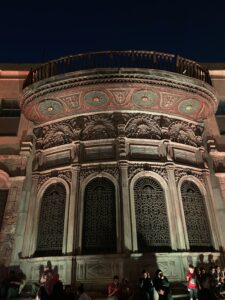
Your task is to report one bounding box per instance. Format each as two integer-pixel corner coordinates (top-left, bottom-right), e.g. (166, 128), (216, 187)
(186, 264), (199, 300)
(107, 275), (120, 300)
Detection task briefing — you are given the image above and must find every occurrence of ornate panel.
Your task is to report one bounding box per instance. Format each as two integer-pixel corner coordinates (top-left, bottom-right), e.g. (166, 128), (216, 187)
(33, 113), (204, 150)
(0, 190), (8, 230)
(134, 177), (170, 250)
(36, 184), (66, 255)
(82, 178), (116, 254)
(181, 181), (212, 249)
(79, 166), (119, 181)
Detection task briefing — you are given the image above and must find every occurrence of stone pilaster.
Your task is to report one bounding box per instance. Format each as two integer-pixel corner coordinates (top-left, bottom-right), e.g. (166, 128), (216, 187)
(203, 170), (223, 250)
(21, 175), (39, 257)
(65, 165), (80, 254)
(166, 164), (187, 250)
(0, 177), (25, 265)
(119, 161), (132, 252)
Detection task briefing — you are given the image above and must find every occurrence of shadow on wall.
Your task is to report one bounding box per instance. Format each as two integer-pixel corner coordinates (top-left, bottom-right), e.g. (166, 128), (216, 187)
(187, 247), (225, 272)
(39, 260), (59, 280)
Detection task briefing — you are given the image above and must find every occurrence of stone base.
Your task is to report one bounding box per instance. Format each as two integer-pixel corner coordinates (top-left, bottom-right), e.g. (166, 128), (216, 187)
(18, 251), (224, 286)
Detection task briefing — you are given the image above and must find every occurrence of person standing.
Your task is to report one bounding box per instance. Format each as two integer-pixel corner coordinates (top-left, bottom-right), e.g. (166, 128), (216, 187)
(153, 269), (172, 300)
(186, 265), (199, 300)
(139, 270), (154, 300)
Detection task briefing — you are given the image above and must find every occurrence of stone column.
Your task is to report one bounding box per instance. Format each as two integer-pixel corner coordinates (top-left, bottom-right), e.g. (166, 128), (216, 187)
(119, 161), (132, 252)
(66, 165), (80, 254)
(0, 177), (24, 265)
(9, 177), (27, 264)
(203, 170), (222, 250)
(21, 175), (39, 257)
(166, 164), (187, 250)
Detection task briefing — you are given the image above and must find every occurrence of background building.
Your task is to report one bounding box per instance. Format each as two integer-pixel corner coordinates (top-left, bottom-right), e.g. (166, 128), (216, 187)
(0, 52), (225, 286)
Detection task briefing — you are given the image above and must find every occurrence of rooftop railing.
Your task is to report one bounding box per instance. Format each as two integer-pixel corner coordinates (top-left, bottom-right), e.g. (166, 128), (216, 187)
(23, 50), (212, 88)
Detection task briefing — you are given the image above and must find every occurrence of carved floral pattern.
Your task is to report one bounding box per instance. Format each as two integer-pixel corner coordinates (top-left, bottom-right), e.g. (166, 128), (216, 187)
(168, 121), (202, 147)
(126, 115), (161, 139)
(79, 165), (119, 181)
(36, 170), (72, 191)
(34, 113), (204, 150)
(128, 163), (168, 182)
(174, 168), (204, 184)
(81, 115), (116, 140)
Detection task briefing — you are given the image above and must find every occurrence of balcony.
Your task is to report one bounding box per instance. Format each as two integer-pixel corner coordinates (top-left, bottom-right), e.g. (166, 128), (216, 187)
(23, 50), (212, 88)
(21, 51), (217, 125)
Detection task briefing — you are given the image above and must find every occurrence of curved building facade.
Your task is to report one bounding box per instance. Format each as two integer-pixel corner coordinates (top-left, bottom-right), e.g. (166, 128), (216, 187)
(0, 51), (225, 286)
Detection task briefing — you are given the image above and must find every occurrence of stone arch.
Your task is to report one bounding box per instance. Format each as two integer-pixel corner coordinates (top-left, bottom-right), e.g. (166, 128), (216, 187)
(177, 175), (213, 250)
(31, 177), (70, 256)
(130, 171), (174, 252)
(78, 172), (120, 254)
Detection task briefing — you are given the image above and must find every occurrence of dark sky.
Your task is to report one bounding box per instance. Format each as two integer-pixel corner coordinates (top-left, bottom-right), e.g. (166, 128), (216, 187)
(1, 0), (225, 63)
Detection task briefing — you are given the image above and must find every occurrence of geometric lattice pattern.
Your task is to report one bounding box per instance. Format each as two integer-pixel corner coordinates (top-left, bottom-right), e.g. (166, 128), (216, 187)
(181, 181), (212, 249)
(134, 177), (171, 250)
(36, 184), (66, 255)
(0, 190), (8, 230)
(82, 177), (116, 254)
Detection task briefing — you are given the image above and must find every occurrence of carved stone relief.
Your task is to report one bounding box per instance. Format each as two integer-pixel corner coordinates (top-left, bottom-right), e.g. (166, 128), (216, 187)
(174, 169), (205, 184)
(128, 163), (168, 182)
(79, 165), (119, 181)
(34, 112), (204, 150)
(36, 170), (72, 191)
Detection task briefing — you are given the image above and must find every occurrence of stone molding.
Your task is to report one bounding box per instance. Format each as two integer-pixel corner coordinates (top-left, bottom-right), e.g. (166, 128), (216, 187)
(21, 69), (217, 109)
(79, 165), (119, 181)
(36, 169), (72, 191)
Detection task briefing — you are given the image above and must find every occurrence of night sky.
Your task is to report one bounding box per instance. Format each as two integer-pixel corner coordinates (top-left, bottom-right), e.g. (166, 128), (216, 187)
(1, 0), (225, 63)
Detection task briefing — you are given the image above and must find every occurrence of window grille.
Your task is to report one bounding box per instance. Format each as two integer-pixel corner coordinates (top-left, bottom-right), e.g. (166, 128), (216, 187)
(181, 181), (213, 249)
(83, 178), (116, 254)
(134, 177), (170, 251)
(36, 184), (66, 256)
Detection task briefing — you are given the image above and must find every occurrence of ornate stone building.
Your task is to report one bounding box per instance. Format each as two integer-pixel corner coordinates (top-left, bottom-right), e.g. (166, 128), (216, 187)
(0, 51), (225, 286)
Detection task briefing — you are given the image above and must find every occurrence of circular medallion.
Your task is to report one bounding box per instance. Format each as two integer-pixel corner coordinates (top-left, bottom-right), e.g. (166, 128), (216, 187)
(84, 91), (109, 107)
(39, 100), (63, 116)
(179, 99), (200, 114)
(132, 90), (158, 107)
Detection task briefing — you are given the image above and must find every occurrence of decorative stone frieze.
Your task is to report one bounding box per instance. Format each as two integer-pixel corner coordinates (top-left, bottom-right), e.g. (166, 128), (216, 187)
(128, 163), (168, 181)
(34, 113), (203, 150)
(36, 169), (72, 191)
(21, 69), (217, 124)
(174, 168), (205, 184)
(79, 165), (119, 181)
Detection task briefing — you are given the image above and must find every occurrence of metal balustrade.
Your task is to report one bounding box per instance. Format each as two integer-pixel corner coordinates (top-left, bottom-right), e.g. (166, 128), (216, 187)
(23, 50), (212, 88)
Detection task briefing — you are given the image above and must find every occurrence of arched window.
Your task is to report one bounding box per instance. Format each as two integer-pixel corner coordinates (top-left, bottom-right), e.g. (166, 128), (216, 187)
(134, 177), (170, 251)
(36, 183), (66, 256)
(83, 177), (116, 254)
(0, 190), (8, 231)
(181, 181), (213, 250)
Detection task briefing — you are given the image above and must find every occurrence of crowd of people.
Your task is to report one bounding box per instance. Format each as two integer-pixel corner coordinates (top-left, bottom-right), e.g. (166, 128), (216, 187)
(107, 269), (172, 300)
(36, 268), (88, 300)
(0, 264), (225, 300)
(186, 264), (225, 300)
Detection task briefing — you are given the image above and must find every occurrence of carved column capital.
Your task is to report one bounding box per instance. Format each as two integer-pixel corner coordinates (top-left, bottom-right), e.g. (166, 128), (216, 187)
(118, 161), (129, 169)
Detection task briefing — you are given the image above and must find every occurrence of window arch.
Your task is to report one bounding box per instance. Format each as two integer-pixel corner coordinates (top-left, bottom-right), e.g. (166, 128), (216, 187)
(82, 177), (116, 254)
(36, 183), (66, 256)
(181, 181), (213, 250)
(134, 177), (170, 251)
